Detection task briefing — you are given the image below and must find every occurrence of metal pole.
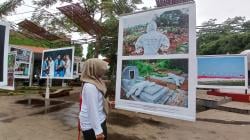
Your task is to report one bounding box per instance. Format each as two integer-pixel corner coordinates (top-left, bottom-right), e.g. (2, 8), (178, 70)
(29, 52), (34, 87)
(45, 75), (50, 113)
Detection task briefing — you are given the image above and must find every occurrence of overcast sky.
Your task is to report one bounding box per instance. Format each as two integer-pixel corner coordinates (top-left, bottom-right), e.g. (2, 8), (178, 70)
(3, 0), (250, 58)
(4, 0), (250, 25)
(139, 0), (250, 25)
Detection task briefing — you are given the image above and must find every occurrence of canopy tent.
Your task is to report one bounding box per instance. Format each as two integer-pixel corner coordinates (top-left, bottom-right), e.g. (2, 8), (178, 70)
(57, 3), (103, 36)
(17, 19), (69, 42)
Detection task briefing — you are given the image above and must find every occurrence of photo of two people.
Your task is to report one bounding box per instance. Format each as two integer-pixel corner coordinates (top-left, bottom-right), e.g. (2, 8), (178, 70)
(41, 48), (74, 79)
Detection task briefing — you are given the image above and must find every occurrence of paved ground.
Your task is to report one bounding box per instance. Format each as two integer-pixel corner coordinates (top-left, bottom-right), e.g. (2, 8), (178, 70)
(1, 94), (250, 140)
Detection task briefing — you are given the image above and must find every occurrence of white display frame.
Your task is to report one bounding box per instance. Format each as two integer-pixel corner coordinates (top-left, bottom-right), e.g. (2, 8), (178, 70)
(40, 47), (75, 80)
(73, 61), (79, 79)
(197, 55), (248, 90)
(10, 46), (33, 79)
(115, 3), (197, 121)
(0, 21), (10, 86)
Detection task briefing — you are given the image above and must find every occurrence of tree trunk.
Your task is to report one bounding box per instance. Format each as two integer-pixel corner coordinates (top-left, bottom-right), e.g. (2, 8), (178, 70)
(94, 35), (101, 58)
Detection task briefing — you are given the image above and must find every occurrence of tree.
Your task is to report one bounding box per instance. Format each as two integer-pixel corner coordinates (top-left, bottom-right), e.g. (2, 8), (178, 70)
(0, 0), (23, 17)
(197, 17), (250, 55)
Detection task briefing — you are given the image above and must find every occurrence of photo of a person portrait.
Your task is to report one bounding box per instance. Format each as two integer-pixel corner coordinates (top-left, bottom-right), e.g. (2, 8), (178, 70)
(42, 57), (49, 77)
(41, 48), (74, 79)
(48, 57), (54, 77)
(123, 7), (190, 56)
(64, 55), (71, 77)
(54, 55), (62, 77)
(132, 21), (170, 55)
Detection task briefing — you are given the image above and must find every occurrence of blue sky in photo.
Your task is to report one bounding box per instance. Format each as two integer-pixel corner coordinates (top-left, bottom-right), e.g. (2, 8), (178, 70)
(198, 57), (245, 76)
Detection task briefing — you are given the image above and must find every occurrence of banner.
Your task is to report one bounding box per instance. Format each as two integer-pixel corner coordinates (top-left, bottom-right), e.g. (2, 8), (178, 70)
(116, 3), (196, 121)
(10, 46), (32, 79)
(197, 55), (248, 89)
(41, 47), (75, 79)
(0, 21), (9, 86)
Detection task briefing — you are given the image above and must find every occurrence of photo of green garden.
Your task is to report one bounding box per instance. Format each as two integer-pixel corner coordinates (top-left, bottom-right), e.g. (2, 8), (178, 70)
(121, 59), (188, 107)
(123, 8), (189, 56)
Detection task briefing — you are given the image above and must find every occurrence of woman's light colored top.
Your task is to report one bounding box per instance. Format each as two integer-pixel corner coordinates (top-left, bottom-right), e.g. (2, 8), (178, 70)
(79, 83), (106, 135)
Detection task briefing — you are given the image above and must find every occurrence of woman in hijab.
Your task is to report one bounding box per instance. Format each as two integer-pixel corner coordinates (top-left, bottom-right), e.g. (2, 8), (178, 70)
(79, 58), (109, 140)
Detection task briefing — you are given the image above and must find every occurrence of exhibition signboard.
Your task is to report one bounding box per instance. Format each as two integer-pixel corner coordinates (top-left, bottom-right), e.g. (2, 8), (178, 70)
(41, 47), (75, 79)
(0, 53), (16, 90)
(0, 21), (10, 86)
(197, 55), (248, 89)
(116, 2), (196, 121)
(10, 46), (32, 79)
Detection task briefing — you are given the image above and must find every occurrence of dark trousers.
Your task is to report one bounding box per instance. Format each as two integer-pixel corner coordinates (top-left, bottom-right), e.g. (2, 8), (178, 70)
(82, 120), (107, 140)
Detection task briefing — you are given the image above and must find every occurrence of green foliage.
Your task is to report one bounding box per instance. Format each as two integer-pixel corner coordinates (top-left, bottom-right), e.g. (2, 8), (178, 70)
(10, 33), (52, 47)
(197, 16), (250, 55)
(0, 0), (22, 17)
(155, 10), (189, 28)
(157, 60), (171, 69)
(131, 61), (153, 77)
(140, 64), (153, 76)
(127, 60), (182, 77)
(86, 43), (96, 58)
(33, 0), (72, 8)
(74, 44), (83, 57)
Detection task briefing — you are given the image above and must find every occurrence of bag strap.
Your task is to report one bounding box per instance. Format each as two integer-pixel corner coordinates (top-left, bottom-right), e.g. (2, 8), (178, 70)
(79, 83), (84, 111)
(78, 83), (84, 140)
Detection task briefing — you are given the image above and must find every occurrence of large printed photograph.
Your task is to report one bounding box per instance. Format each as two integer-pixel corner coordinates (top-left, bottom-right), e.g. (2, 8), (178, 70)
(122, 7), (190, 56)
(7, 53), (16, 89)
(10, 47), (32, 79)
(0, 25), (6, 82)
(10, 47), (31, 63)
(198, 56), (247, 87)
(121, 59), (188, 107)
(0, 53), (16, 90)
(41, 47), (74, 79)
(0, 22), (9, 86)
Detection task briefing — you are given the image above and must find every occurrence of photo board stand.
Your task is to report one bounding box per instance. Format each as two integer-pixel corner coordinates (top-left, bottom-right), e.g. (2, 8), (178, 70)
(62, 79), (67, 87)
(29, 52), (35, 87)
(45, 75), (50, 113)
(0, 21), (10, 86)
(115, 2), (196, 121)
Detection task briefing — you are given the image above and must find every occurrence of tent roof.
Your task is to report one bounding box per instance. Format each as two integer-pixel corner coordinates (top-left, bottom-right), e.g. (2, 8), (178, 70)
(17, 19), (66, 41)
(10, 45), (48, 53)
(57, 3), (103, 36)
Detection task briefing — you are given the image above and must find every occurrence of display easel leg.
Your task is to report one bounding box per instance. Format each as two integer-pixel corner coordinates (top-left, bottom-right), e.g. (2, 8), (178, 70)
(45, 76), (50, 113)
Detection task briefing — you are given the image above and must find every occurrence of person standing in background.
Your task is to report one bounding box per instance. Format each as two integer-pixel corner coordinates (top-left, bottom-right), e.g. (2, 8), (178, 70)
(60, 55), (66, 77)
(48, 57), (54, 77)
(54, 55), (61, 77)
(134, 20), (170, 55)
(64, 55), (71, 77)
(42, 57), (48, 77)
